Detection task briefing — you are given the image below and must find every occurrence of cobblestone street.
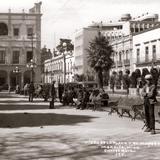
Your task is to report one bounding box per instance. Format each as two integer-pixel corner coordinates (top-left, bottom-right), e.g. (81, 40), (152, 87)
(0, 92), (160, 160)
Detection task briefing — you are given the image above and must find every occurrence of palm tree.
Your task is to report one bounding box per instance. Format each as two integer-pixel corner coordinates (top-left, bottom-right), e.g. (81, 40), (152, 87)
(86, 32), (114, 88)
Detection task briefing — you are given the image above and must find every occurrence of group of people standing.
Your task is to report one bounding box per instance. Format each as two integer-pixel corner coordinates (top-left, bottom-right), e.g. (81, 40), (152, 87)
(25, 81), (56, 105)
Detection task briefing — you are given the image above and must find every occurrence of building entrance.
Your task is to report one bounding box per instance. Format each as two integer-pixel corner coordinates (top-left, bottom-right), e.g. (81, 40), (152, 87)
(24, 70), (31, 84)
(0, 70), (7, 89)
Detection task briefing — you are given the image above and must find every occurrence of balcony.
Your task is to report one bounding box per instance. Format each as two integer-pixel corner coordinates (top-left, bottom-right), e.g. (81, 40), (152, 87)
(123, 59), (130, 66)
(136, 59), (160, 67)
(52, 69), (63, 74)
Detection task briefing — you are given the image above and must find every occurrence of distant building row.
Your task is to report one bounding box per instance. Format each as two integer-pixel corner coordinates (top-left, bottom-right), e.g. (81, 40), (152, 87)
(44, 13), (160, 85)
(74, 13), (160, 78)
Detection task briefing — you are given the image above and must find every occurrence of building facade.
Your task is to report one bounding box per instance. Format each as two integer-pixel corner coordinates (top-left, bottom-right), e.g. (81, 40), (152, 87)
(132, 26), (160, 72)
(74, 27), (99, 77)
(110, 35), (133, 74)
(108, 13), (160, 75)
(0, 2), (42, 89)
(44, 52), (74, 85)
(74, 13), (160, 78)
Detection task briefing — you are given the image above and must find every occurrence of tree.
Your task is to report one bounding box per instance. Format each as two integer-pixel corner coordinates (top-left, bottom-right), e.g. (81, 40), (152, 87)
(130, 72), (137, 88)
(141, 68), (150, 85)
(86, 32), (114, 88)
(150, 67), (159, 85)
(41, 46), (52, 73)
(116, 71), (123, 89)
(135, 69), (142, 88)
(56, 38), (74, 55)
(110, 71), (117, 93)
(74, 74), (86, 82)
(41, 46), (52, 63)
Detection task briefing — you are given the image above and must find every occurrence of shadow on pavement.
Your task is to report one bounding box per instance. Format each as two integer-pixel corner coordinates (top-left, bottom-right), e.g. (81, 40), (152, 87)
(0, 103), (49, 110)
(0, 134), (107, 160)
(0, 113), (96, 128)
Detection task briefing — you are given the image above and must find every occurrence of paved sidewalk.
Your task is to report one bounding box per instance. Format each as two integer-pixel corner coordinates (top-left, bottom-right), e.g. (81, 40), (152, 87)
(0, 92), (160, 159)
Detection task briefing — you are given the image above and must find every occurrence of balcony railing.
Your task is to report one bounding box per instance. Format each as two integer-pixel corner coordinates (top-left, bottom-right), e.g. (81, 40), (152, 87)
(52, 69), (63, 74)
(136, 59), (160, 66)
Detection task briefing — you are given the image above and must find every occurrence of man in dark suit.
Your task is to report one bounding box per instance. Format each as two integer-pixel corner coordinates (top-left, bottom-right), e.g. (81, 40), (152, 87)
(50, 81), (56, 109)
(28, 82), (35, 102)
(141, 74), (157, 134)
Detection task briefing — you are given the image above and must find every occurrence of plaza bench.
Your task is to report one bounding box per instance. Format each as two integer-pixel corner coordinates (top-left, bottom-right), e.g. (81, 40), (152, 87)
(86, 99), (104, 111)
(108, 96), (144, 120)
(131, 98), (144, 120)
(87, 98), (109, 111)
(108, 97), (121, 115)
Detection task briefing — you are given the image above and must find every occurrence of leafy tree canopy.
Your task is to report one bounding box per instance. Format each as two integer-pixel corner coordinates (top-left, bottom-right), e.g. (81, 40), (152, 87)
(87, 32), (114, 71)
(86, 32), (114, 88)
(56, 38), (74, 54)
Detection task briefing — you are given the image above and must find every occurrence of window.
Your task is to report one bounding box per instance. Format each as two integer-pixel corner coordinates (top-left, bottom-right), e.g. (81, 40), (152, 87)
(0, 50), (5, 64)
(119, 52), (122, 61)
(137, 48), (140, 63)
(13, 51), (20, 64)
(27, 27), (33, 37)
(0, 23), (8, 36)
(26, 51), (33, 63)
(145, 46), (149, 62)
(152, 45), (156, 60)
(126, 50), (129, 60)
(13, 28), (19, 36)
(135, 28), (139, 32)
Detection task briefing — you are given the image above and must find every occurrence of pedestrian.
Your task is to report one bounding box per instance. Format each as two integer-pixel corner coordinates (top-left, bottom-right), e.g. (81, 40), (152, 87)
(50, 81), (55, 109)
(75, 89), (83, 109)
(141, 74), (157, 134)
(43, 84), (50, 101)
(28, 82), (35, 102)
(58, 83), (63, 103)
(24, 83), (29, 96)
(15, 84), (20, 94)
(110, 72), (116, 94)
(62, 89), (69, 106)
(80, 88), (90, 110)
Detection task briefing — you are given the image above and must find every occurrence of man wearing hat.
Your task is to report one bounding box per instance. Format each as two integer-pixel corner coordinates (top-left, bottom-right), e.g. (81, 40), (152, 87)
(141, 74), (157, 134)
(50, 81), (56, 109)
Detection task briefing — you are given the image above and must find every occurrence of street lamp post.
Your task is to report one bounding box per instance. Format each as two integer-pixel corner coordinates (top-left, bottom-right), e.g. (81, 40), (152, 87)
(26, 59), (37, 82)
(13, 66), (20, 86)
(62, 42), (67, 89)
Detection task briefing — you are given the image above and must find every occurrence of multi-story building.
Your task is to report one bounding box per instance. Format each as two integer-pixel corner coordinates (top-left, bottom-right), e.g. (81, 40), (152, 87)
(74, 13), (160, 77)
(74, 27), (99, 76)
(108, 13), (160, 74)
(110, 35), (133, 74)
(44, 52), (74, 85)
(132, 26), (160, 72)
(0, 2), (42, 89)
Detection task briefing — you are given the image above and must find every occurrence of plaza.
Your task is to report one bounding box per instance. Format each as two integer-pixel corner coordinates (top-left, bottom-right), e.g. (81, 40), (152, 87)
(0, 91), (160, 159)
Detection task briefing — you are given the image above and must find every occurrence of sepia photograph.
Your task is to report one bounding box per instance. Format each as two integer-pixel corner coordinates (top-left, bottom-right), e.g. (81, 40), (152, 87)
(0, 0), (160, 159)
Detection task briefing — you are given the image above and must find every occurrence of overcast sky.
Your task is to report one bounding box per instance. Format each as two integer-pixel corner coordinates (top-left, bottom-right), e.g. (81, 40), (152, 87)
(1, 0), (160, 49)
